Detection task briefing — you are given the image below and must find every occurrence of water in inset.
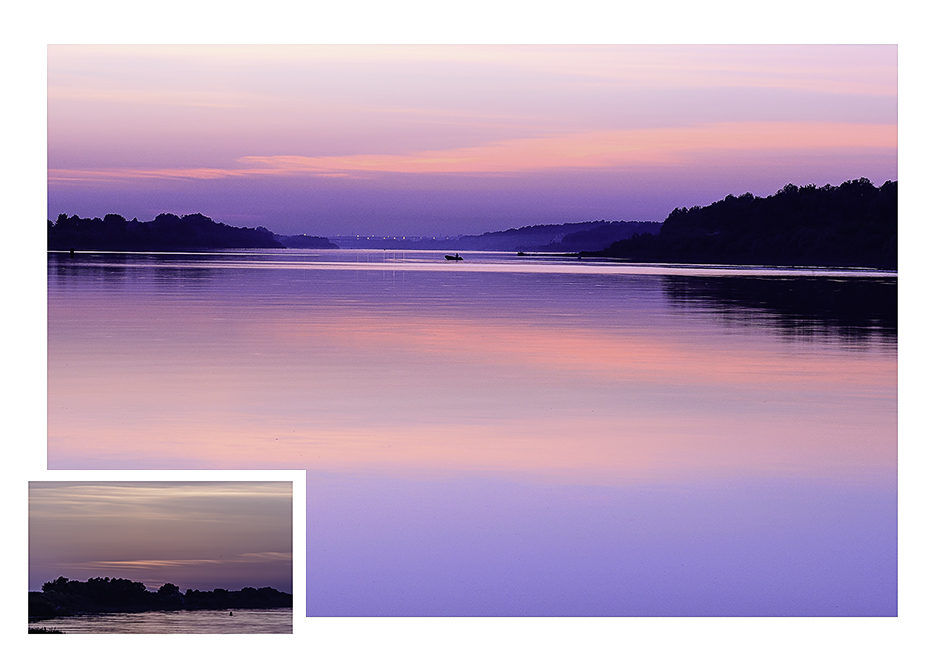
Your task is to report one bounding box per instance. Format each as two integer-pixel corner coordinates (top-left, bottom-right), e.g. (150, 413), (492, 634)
(30, 608), (292, 634)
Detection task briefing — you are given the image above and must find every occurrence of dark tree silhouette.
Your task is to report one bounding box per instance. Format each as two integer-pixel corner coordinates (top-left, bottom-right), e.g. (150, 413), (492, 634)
(30, 577), (291, 620)
(158, 583), (181, 596)
(47, 213), (287, 251)
(586, 179), (897, 269)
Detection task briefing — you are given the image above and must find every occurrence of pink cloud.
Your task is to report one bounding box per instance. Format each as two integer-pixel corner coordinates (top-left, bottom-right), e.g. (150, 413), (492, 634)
(48, 121), (895, 184)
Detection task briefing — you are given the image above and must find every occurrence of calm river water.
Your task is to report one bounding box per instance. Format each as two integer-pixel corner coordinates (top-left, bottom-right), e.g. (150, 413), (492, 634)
(31, 608), (291, 633)
(48, 250), (897, 616)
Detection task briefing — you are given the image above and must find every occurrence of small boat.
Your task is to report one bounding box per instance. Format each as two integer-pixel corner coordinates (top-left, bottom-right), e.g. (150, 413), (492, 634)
(445, 253), (463, 261)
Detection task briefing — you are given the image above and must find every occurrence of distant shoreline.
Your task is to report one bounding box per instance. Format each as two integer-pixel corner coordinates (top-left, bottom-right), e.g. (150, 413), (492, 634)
(48, 178), (896, 269)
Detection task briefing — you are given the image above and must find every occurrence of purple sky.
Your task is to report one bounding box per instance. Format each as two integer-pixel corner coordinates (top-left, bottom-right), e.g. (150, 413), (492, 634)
(47, 45), (897, 237)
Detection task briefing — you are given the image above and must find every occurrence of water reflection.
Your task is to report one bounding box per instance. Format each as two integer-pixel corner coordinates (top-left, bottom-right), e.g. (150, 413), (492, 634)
(48, 251), (897, 479)
(662, 274), (897, 343)
(47, 251), (897, 615)
(308, 472), (896, 616)
(48, 251), (897, 340)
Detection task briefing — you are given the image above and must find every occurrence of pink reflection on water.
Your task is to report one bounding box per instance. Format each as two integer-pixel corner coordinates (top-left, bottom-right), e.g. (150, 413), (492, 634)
(48, 291), (896, 482)
(48, 256), (897, 616)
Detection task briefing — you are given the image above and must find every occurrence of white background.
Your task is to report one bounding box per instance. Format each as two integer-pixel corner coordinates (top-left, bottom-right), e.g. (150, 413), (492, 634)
(4, 1), (940, 658)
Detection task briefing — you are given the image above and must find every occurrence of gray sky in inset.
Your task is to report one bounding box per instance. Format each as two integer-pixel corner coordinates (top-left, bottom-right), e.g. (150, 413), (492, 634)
(29, 481), (292, 593)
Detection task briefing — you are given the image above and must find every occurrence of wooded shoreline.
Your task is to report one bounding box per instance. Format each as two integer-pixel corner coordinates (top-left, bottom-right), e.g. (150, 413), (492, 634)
(29, 576), (292, 621)
(48, 178), (897, 269)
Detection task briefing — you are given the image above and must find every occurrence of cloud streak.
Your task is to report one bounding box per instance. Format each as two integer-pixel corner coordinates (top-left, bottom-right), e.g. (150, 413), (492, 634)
(73, 552), (293, 572)
(48, 121), (895, 185)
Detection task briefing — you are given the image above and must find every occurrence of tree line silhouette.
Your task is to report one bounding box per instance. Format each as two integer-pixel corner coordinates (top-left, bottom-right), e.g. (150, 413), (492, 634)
(47, 212), (337, 251)
(585, 179), (896, 269)
(29, 576), (291, 620)
(49, 179), (896, 267)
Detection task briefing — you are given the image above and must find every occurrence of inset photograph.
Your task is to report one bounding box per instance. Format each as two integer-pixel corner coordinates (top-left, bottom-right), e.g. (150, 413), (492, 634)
(29, 481), (292, 634)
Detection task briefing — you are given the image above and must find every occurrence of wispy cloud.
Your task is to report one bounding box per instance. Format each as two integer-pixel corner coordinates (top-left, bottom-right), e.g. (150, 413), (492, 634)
(48, 121), (896, 185)
(240, 122), (896, 174)
(70, 552), (292, 572)
(49, 45), (897, 99)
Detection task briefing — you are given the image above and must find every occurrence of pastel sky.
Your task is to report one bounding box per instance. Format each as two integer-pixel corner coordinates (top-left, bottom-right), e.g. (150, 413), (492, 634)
(29, 481), (292, 593)
(47, 45), (897, 237)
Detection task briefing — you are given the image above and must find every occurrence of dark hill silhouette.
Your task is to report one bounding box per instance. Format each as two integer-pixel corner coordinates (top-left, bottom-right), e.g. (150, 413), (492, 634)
(29, 576), (291, 620)
(48, 213), (286, 251)
(275, 233), (339, 249)
(585, 179), (896, 269)
(331, 220), (661, 252)
(466, 220), (660, 252)
(47, 213), (337, 251)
